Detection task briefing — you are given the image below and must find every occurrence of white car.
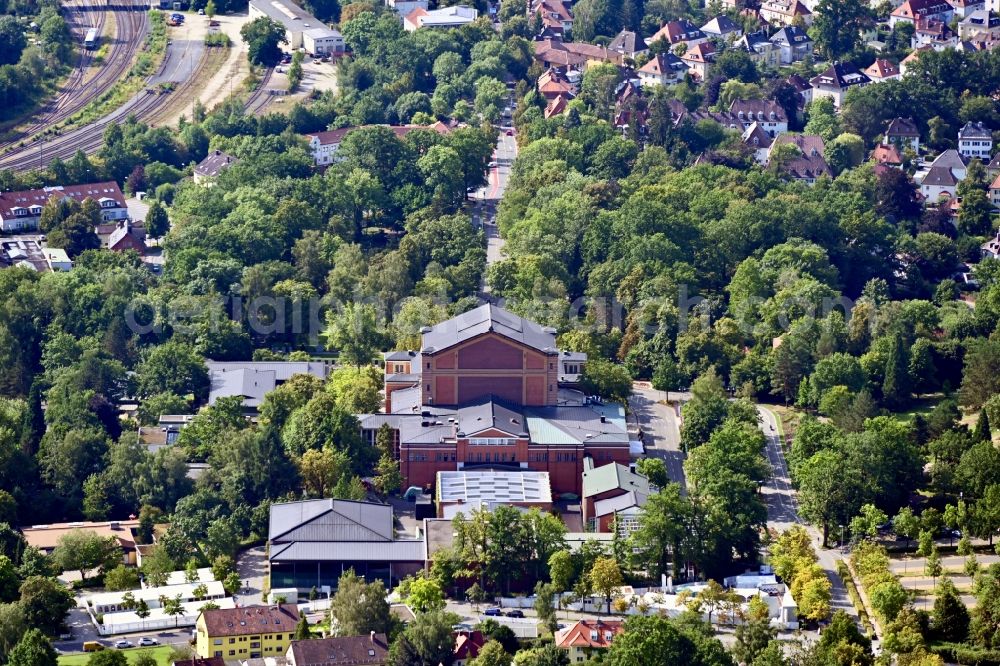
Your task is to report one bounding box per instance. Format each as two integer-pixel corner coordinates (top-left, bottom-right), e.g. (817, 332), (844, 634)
(114, 640), (133, 649)
(138, 637), (158, 646)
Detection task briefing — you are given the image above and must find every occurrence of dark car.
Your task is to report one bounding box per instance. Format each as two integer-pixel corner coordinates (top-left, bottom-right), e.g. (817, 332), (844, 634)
(506, 610), (524, 618)
(483, 607), (502, 616)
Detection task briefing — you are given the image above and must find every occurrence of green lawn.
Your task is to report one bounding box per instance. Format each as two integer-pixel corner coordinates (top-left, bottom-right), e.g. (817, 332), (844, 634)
(58, 645), (174, 666)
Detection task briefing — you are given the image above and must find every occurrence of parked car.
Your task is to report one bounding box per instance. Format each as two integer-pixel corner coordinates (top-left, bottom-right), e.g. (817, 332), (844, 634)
(506, 610), (524, 618)
(138, 637), (159, 646)
(114, 640), (133, 649)
(198, 7), (204, 13)
(484, 607), (502, 616)
(83, 642), (104, 653)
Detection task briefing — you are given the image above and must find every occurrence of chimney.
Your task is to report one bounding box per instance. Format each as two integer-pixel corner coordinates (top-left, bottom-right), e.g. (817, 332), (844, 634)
(370, 630), (376, 643)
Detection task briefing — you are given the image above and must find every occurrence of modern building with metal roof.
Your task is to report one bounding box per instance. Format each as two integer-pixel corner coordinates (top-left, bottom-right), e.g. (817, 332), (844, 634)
(248, 0), (344, 54)
(268, 499), (424, 592)
(206, 361), (330, 411)
(435, 470), (552, 516)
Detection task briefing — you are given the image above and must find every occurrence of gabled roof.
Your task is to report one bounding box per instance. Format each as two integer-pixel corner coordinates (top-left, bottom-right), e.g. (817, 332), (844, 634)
(760, 0), (811, 17)
(582, 461), (652, 499)
(892, 0), (953, 19)
(453, 631), (486, 660)
(199, 604), (299, 637)
(420, 303), (558, 354)
(922, 165), (958, 186)
(457, 398), (528, 437)
(682, 41), (716, 63)
(930, 148), (968, 171)
(865, 58), (900, 78)
(701, 15), (740, 35)
(608, 29), (644, 54)
(288, 634), (389, 665)
(554, 620), (624, 649)
(194, 150), (239, 177)
(646, 18), (704, 45)
(770, 25), (811, 45)
(742, 122), (774, 149)
(886, 117), (919, 137)
(959, 120), (992, 139)
(0, 181), (126, 220)
(729, 99), (787, 123)
(872, 143), (903, 164)
(269, 499), (395, 543)
(637, 52), (685, 75)
(809, 61), (871, 90)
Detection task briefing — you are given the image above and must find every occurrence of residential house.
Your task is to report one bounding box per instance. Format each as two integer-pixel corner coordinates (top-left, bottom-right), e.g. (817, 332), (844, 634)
(681, 41), (716, 80)
(105, 221), (146, 254)
(268, 499), (425, 591)
(987, 152), (1000, 179)
(544, 94), (571, 118)
(614, 80), (649, 136)
(890, 0), (954, 26)
(436, 470), (553, 518)
(786, 73), (813, 106)
(0, 239), (73, 272)
(636, 52), (687, 87)
(983, 229), (1000, 257)
(885, 117), (921, 152)
(195, 605), (299, 660)
(645, 19), (707, 47)
(900, 45), (932, 75)
(958, 121), (993, 160)
(555, 620), (625, 662)
(737, 30), (780, 68)
(959, 8), (1000, 37)
(990, 173), (1000, 209)
(608, 29), (646, 58)
(912, 18), (959, 48)
(809, 61), (871, 108)
(248, 0), (344, 54)
(864, 58), (901, 82)
(43, 248), (73, 272)
(403, 4), (477, 30)
(206, 360), (331, 412)
(453, 631), (486, 666)
(581, 460), (652, 533)
(0, 181), (127, 232)
(531, 0), (573, 35)
(768, 134), (832, 184)
(872, 143), (904, 166)
(286, 634), (389, 665)
(537, 68), (577, 100)
(759, 0), (813, 25)
(730, 99), (788, 136)
(22, 520), (141, 565)
(951, 0), (986, 18)
(917, 149), (967, 200)
(533, 38), (623, 70)
(743, 122), (774, 163)
(193, 150), (238, 185)
(304, 123), (451, 166)
(356, 304), (633, 497)
(700, 15), (743, 39)
(770, 25), (813, 64)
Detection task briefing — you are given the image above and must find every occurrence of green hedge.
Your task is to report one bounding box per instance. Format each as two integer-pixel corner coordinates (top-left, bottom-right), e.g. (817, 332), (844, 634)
(930, 642), (1000, 665)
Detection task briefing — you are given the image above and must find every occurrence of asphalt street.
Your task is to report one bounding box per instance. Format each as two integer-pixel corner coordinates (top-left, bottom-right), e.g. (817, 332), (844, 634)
(628, 383), (686, 491)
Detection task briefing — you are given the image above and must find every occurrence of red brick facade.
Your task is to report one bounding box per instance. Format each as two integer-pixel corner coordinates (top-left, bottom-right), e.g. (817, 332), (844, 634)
(420, 334), (560, 407)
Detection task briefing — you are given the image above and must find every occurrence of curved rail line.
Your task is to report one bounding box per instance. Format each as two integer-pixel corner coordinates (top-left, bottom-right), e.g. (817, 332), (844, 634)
(0, 0), (149, 157)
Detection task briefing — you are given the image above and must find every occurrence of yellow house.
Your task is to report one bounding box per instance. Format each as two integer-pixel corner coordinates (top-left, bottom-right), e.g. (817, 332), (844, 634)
(195, 604), (300, 660)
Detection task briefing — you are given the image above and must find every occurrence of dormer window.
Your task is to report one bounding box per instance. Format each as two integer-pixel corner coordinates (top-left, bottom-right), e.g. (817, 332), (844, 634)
(12, 207), (27, 217)
(29, 205), (42, 214)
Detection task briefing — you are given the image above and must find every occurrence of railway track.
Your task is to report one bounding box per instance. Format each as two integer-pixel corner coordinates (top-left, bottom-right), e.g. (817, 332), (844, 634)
(0, 38), (209, 169)
(0, 0), (148, 157)
(244, 67), (274, 115)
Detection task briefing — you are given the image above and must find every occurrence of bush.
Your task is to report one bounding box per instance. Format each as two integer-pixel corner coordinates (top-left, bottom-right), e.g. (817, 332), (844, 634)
(929, 642), (1000, 665)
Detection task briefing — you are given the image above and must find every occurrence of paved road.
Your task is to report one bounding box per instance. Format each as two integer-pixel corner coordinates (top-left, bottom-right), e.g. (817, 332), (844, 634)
(476, 121), (516, 295)
(758, 406), (858, 623)
(628, 383), (685, 491)
(235, 545), (267, 606)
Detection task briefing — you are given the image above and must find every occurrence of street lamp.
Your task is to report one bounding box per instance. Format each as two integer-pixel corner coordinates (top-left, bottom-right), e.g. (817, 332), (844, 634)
(839, 524), (845, 550)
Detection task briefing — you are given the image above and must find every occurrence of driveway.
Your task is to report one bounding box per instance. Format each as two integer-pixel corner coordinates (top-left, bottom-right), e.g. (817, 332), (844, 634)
(629, 383), (685, 491)
(235, 545), (267, 605)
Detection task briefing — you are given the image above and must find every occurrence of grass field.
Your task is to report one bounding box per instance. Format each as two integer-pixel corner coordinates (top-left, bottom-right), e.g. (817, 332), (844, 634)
(58, 645), (173, 666)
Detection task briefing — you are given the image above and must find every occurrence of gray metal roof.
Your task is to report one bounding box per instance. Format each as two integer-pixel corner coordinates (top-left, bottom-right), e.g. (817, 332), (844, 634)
(437, 470), (552, 504)
(206, 361), (329, 407)
(269, 499), (394, 543)
(269, 539), (425, 562)
(457, 399), (527, 437)
(420, 303), (557, 355)
(248, 0), (342, 37)
(582, 462), (652, 499)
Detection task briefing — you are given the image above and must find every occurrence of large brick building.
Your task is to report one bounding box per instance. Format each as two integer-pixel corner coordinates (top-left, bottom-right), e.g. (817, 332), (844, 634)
(359, 304), (630, 497)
